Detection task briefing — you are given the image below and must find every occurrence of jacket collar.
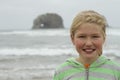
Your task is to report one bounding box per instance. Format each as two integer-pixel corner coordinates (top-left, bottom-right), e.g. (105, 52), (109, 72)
(66, 56), (108, 68)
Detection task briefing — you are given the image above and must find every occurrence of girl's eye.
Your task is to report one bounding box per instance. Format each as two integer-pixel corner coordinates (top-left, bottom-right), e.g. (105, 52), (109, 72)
(92, 36), (100, 38)
(78, 36), (86, 38)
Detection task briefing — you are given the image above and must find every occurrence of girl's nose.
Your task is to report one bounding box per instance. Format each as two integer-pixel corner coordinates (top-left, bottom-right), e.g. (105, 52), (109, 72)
(85, 38), (93, 46)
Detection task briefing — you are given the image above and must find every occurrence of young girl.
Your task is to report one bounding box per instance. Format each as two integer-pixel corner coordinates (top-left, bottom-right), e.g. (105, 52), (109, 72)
(53, 10), (120, 80)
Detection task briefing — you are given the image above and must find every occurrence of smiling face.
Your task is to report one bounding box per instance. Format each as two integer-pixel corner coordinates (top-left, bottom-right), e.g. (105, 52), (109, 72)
(71, 23), (105, 62)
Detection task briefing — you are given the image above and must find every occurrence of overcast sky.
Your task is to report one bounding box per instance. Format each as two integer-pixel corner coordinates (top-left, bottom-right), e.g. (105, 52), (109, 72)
(0, 0), (120, 30)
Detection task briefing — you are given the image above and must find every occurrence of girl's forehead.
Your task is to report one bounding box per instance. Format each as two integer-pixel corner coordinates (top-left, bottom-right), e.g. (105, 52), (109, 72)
(75, 30), (102, 35)
(73, 23), (104, 36)
(76, 23), (103, 31)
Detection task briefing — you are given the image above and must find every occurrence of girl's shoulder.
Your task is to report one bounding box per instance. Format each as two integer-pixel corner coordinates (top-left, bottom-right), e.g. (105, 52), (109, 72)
(105, 57), (120, 71)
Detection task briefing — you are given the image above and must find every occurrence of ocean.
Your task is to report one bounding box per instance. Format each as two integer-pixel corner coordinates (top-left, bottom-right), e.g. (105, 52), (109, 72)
(0, 28), (120, 80)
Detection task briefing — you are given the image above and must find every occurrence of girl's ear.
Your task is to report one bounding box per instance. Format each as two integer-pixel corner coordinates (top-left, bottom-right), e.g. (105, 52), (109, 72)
(102, 35), (106, 44)
(70, 34), (75, 45)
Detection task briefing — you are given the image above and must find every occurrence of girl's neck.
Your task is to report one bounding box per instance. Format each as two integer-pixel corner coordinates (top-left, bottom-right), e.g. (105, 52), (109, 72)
(76, 56), (99, 65)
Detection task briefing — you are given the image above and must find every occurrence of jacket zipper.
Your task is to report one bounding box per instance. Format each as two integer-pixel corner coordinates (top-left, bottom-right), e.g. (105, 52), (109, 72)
(86, 69), (89, 80)
(84, 64), (90, 80)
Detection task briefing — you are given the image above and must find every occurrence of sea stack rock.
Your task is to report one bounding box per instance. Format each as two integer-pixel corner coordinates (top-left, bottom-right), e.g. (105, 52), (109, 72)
(32, 13), (64, 29)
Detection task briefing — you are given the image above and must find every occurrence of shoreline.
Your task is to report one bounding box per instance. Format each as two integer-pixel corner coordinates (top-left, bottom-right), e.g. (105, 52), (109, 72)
(0, 55), (119, 80)
(0, 55), (72, 80)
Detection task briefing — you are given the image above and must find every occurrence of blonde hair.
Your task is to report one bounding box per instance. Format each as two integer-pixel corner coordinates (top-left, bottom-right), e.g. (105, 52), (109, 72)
(70, 10), (107, 39)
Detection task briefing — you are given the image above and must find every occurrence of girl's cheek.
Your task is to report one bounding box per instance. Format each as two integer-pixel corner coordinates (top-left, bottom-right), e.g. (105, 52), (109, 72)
(75, 40), (84, 46)
(94, 41), (103, 48)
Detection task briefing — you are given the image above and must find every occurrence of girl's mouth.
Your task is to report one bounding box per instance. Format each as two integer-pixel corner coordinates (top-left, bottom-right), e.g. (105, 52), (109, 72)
(83, 48), (96, 53)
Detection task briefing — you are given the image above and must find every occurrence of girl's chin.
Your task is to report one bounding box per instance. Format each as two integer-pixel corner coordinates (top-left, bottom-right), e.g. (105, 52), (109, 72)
(82, 52), (97, 57)
(84, 53), (99, 59)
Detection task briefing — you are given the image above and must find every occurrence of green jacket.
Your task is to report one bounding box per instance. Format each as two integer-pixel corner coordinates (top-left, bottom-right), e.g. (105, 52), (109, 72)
(53, 56), (120, 80)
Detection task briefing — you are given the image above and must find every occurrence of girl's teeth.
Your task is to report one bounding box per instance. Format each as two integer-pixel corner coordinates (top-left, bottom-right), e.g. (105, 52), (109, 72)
(85, 49), (93, 51)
